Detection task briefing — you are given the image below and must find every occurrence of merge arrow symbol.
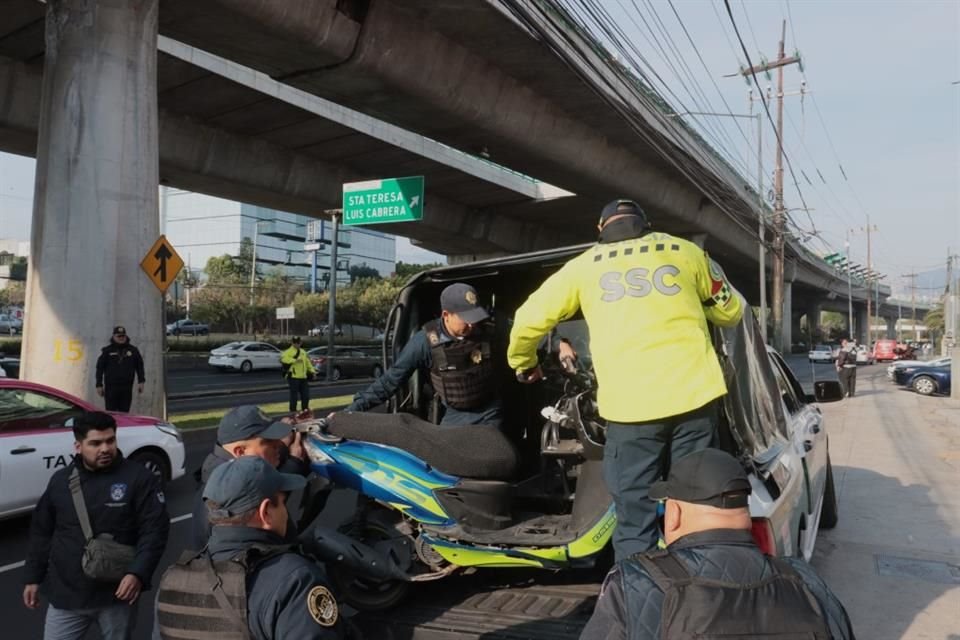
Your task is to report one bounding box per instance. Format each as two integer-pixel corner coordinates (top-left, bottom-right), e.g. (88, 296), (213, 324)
(153, 244), (173, 282)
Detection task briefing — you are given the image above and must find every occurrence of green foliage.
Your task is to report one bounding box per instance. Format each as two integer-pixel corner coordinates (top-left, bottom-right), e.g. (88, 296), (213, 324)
(0, 282), (26, 307)
(394, 261), (443, 280)
(349, 263), (381, 283)
(924, 303), (944, 334)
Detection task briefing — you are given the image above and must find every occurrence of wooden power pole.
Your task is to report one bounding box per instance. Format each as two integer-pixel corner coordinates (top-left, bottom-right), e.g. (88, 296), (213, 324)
(740, 21), (801, 353)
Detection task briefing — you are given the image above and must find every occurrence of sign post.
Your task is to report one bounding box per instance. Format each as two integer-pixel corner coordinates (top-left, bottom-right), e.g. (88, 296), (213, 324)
(342, 176), (424, 226)
(276, 306), (295, 338)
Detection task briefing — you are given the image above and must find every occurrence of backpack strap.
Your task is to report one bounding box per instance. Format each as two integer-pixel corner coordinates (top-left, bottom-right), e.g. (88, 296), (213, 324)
(68, 467), (94, 542)
(633, 550), (690, 592)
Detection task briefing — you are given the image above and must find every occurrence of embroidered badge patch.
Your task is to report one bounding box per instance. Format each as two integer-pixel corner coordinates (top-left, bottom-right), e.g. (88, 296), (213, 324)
(307, 585), (339, 627)
(465, 290), (477, 305)
(110, 483), (127, 501)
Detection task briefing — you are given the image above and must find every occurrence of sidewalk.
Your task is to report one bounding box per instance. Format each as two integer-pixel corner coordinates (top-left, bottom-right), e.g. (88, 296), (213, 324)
(812, 369), (960, 639)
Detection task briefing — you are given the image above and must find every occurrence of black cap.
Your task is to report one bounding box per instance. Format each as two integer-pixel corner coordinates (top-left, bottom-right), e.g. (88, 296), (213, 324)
(291, 336), (302, 344)
(649, 449), (751, 509)
(440, 283), (489, 324)
(113, 326), (127, 336)
(598, 199), (649, 226)
(203, 456), (306, 518)
(217, 405), (291, 444)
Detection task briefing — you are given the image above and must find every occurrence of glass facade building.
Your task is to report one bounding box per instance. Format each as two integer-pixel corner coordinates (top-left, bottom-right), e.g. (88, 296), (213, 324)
(162, 188), (396, 287)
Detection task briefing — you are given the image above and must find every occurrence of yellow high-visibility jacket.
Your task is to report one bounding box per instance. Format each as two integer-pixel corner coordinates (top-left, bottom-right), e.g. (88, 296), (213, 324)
(281, 346), (316, 380)
(508, 233), (743, 423)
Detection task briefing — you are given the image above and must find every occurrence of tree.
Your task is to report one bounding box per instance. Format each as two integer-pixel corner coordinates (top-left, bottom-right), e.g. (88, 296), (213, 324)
(394, 261), (444, 281)
(357, 278), (402, 332)
(349, 263), (381, 283)
(0, 282), (26, 307)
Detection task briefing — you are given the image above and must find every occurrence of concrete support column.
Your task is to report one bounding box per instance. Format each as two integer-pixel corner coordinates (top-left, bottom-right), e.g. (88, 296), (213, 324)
(782, 281), (793, 352)
(885, 316), (897, 339)
(23, 0), (163, 416)
(807, 301), (822, 342)
(855, 306), (869, 345)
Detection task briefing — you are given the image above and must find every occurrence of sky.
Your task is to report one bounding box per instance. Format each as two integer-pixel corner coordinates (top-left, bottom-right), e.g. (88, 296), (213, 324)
(1, 1), (958, 286)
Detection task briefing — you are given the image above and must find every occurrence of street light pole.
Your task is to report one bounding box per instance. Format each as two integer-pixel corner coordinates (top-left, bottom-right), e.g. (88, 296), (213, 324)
(325, 210), (341, 381)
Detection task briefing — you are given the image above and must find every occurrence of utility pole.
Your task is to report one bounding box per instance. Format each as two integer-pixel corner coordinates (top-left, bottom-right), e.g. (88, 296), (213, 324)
(861, 217), (879, 344)
(739, 21), (801, 353)
(902, 272), (918, 343)
(845, 232), (854, 337)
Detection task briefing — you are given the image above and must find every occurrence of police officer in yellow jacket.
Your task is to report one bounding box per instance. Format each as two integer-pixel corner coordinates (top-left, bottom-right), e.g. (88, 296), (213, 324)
(507, 199), (743, 561)
(281, 337), (317, 413)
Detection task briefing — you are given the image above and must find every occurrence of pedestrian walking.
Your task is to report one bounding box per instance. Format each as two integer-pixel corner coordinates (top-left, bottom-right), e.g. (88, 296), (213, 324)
(156, 456), (354, 639)
(580, 449), (856, 640)
(191, 405), (315, 549)
(94, 326), (144, 412)
(282, 336), (316, 412)
(23, 411), (169, 640)
(836, 338), (857, 398)
(508, 199), (743, 560)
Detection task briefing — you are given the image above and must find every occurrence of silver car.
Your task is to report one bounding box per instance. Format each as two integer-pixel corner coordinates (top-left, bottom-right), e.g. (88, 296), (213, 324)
(0, 314), (23, 335)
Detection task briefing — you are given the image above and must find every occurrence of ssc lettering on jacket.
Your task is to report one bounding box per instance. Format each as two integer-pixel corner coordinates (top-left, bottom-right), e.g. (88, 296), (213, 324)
(599, 265), (682, 302)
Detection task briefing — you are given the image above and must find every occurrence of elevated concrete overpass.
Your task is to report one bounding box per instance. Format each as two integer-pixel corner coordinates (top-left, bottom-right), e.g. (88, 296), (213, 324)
(0, 0), (884, 412)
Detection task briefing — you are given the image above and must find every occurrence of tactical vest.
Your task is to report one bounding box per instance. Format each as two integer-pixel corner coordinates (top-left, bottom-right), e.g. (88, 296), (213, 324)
(156, 544), (290, 640)
(626, 550), (832, 640)
(424, 320), (494, 410)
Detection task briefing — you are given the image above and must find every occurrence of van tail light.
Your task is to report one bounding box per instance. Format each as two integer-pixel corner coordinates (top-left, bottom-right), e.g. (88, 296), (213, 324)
(751, 518), (777, 555)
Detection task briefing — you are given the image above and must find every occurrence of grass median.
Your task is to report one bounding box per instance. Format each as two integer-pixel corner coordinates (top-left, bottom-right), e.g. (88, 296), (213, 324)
(169, 394), (354, 431)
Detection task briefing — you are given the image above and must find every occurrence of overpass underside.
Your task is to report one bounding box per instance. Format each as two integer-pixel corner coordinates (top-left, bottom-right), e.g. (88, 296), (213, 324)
(1, 0), (884, 410)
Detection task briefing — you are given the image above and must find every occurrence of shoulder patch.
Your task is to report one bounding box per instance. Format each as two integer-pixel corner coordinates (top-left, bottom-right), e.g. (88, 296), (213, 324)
(307, 585), (339, 627)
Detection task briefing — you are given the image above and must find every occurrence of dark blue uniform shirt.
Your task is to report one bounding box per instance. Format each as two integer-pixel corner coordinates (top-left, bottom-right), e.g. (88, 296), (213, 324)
(208, 526), (352, 639)
(346, 321), (501, 426)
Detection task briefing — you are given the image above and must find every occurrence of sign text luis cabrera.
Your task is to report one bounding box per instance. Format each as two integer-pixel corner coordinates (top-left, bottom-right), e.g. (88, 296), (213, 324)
(342, 176), (424, 226)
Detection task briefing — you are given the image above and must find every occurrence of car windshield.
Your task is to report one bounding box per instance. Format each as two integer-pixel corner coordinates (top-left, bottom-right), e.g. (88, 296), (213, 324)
(218, 342), (244, 351)
(0, 388), (77, 425)
(814, 345), (830, 351)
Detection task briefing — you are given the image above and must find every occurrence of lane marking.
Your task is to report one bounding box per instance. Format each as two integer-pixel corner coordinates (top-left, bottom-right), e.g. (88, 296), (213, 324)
(0, 513), (194, 574)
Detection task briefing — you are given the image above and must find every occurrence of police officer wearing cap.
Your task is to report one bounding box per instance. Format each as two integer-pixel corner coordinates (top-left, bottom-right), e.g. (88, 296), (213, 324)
(345, 282), (502, 427)
(580, 449), (855, 640)
(157, 456), (354, 639)
(508, 199), (744, 560)
(191, 406), (314, 548)
(95, 325), (145, 412)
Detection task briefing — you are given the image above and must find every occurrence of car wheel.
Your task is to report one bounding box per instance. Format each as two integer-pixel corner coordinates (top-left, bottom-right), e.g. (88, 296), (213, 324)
(372, 364), (383, 378)
(129, 450), (170, 483)
(331, 366), (342, 381)
(173, 329), (181, 336)
(912, 376), (936, 396)
(819, 457), (838, 530)
(240, 360), (253, 374)
(200, 329), (209, 336)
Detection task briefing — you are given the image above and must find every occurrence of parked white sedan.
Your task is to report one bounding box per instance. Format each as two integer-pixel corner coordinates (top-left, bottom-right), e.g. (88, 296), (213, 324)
(855, 346), (875, 365)
(0, 379), (186, 521)
(808, 344), (834, 364)
(208, 341), (283, 373)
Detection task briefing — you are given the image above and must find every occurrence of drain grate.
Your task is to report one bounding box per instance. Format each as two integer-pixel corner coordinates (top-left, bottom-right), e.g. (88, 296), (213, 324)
(875, 554), (960, 585)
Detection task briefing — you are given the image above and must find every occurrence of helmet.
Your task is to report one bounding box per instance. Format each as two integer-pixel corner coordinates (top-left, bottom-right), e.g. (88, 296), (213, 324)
(598, 199), (650, 230)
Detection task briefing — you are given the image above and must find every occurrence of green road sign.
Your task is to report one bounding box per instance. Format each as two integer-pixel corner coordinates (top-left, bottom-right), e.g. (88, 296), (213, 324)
(342, 176), (424, 226)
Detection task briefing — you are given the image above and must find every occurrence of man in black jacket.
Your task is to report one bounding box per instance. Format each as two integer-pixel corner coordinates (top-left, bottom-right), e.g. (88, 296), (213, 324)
(580, 449), (855, 640)
(23, 411), (169, 640)
(95, 326), (145, 412)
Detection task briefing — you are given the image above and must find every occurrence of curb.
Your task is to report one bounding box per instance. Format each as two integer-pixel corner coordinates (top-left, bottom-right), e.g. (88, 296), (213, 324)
(168, 378), (364, 400)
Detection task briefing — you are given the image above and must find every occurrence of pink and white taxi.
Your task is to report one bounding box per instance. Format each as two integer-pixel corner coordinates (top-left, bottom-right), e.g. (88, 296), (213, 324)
(0, 378), (185, 520)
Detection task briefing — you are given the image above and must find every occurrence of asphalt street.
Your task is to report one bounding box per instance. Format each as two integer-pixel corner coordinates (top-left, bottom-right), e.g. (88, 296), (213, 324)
(1, 356), (955, 639)
(166, 378), (368, 413)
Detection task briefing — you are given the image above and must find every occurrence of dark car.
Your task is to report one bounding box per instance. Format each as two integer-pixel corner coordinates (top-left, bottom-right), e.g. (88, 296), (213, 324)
(307, 346), (383, 381)
(166, 318), (209, 336)
(893, 361), (952, 396)
(0, 356), (20, 378)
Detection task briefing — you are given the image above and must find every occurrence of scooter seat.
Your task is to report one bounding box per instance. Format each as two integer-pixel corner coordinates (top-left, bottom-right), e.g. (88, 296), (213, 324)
(328, 412), (519, 481)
